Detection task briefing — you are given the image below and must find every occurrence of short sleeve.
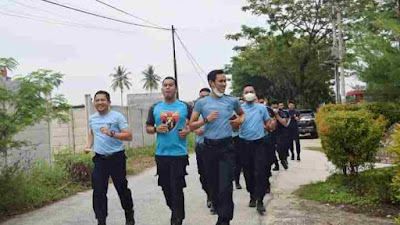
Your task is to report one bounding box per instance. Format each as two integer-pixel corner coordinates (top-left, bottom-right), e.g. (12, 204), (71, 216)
(146, 104), (156, 126)
(193, 99), (203, 114)
(233, 98), (240, 114)
(117, 113), (129, 130)
(262, 106), (270, 122)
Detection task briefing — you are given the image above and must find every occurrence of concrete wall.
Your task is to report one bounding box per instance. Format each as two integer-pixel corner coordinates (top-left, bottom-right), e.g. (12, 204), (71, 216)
(1, 93), (158, 167)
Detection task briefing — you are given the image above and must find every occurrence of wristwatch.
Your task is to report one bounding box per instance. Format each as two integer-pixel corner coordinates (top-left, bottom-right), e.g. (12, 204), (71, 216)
(204, 117), (209, 124)
(110, 131), (115, 137)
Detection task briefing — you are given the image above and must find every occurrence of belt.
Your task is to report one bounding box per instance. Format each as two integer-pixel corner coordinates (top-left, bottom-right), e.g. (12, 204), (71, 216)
(240, 137), (265, 145)
(96, 150), (125, 159)
(204, 137), (232, 146)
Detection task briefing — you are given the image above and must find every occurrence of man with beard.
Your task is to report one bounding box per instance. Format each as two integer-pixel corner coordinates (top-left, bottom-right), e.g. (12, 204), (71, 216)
(85, 90), (135, 225)
(146, 77), (191, 225)
(239, 85), (272, 214)
(189, 69), (245, 225)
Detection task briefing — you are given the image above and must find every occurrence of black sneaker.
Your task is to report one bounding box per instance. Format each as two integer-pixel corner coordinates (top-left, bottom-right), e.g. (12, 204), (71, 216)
(266, 186), (271, 194)
(281, 160), (289, 170)
(98, 220), (106, 225)
(171, 218), (183, 225)
(249, 198), (256, 207)
(297, 156), (301, 161)
(125, 210), (135, 225)
(256, 200), (266, 214)
(291, 155), (295, 160)
(272, 166), (279, 171)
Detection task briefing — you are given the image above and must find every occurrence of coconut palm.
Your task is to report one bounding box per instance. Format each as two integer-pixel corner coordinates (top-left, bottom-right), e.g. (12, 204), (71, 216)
(0, 58), (19, 78)
(110, 66), (132, 106)
(141, 65), (161, 94)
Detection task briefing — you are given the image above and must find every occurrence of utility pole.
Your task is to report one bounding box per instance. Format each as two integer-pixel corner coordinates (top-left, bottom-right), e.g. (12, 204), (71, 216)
(331, 4), (340, 103)
(171, 25), (179, 99)
(337, 7), (346, 103)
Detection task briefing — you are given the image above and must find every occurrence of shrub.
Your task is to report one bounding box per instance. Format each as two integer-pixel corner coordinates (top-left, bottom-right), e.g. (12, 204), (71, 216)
(363, 102), (400, 127)
(317, 108), (386, 175)
(54, 150), (93, 186)
(389, 125), (400, 204)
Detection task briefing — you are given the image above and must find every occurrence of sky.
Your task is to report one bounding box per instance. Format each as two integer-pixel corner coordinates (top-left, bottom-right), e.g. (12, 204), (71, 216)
(1, 0), (266, 105)
(1, 0), (364, 105)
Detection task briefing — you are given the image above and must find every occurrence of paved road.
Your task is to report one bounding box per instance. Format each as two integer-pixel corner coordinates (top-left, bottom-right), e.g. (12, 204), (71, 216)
(2, 139), (330, 225)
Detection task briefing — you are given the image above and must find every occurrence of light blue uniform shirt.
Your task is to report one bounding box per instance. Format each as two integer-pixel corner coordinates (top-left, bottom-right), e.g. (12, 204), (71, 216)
(239, 102), (270, 141)
(193, 95), (240, 140)
(89, 110), (129, 155)
(195, 115), (205, 144)
(146, 100), (191, 156)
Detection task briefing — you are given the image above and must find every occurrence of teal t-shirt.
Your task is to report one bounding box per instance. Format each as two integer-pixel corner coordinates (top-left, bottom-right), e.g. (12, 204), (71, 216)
(146, 100), (191, 156)
(89, 110), (129, 155)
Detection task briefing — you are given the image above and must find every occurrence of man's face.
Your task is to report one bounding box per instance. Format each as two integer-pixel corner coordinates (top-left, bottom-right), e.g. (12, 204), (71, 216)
(94, 94), (110, 113)
(161, 79), (177, 100)
(279, 103), (285, 109)
(199, 90), (210, 99)
(210, 73), (226, 94)
(289, 103), (295, 110)
(258, 99), (265, 104)
(271, 103), (278, 109)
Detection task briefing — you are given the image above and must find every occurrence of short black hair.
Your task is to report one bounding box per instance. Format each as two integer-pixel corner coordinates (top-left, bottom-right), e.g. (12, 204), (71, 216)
(94, 90), (110, 101)
(207, 69), (224, 82)
(270, 100), (278, 105)
(258, 94), (265, 99)
(162, 76), (177, 87)
(288, 100), (295, 104)
(199, 88), (211, 93)
(243, 84), (254, 89)
(278, 100), (285, 104)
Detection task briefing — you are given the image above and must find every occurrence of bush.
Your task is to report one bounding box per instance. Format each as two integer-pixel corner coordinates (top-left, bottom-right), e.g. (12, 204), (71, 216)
(363, 102), (400, 127)
(390, 126), (400, 204)
(317, 107), (386, 175)
(0, 160), (83, 218)
(54, 150), (93, 186)
(296, 166), (398, 205)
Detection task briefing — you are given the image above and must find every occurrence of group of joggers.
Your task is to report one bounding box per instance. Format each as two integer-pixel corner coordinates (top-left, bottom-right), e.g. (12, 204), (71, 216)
(85, 69), (301, 225)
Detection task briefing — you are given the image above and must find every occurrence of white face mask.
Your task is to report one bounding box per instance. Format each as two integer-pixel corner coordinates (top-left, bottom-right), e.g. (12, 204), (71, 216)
(213, 88), (224, 97)
(244, 93), (256, 102)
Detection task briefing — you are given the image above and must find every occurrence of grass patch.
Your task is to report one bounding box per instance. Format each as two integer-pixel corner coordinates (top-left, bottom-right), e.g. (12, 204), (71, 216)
(305, 146), (324, 152)
(294, 166), (400, 217)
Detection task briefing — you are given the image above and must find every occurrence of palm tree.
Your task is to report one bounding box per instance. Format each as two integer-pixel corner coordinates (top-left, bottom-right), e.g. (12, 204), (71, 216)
(110, 66), (132, 106)
(141, 65), (161, 94)
(0, 58), (19, 78)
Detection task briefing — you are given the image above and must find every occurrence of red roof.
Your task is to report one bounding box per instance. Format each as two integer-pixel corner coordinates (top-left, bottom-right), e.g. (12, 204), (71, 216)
(346, 90), (364, 96)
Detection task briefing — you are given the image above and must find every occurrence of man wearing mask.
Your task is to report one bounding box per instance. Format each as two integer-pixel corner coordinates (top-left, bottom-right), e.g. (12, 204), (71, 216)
(288, 101), (301, 161)
(239, 85), (272, 214)
(193, 88), (212, 208)
(146, 77), (192, 225)
(190, 69), (245, 225)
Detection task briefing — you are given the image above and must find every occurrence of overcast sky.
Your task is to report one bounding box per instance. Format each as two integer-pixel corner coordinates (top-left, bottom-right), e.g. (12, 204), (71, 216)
(1, 0), (267, 105)
(1, 0), (364, 105)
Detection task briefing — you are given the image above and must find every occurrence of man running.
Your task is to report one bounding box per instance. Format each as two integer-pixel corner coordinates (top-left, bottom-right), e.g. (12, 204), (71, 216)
(146, 77), (191, 225)
(189, 69), (245, 225)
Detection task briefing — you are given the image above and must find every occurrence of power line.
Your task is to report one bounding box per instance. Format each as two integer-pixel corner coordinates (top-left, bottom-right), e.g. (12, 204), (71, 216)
(0, 9), (138, 34)
(37, 0), (170, 31)
(93, 0), (164, 29)
(174, 31), (208, 85)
